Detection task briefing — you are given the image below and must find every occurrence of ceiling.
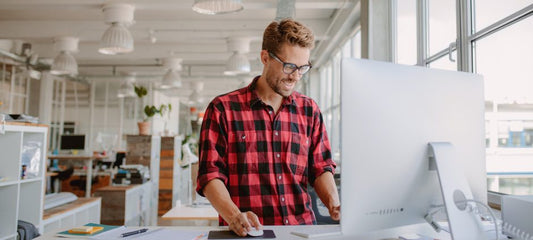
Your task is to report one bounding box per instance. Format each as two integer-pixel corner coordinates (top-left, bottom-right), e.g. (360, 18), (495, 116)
(0, 0), (358, 107)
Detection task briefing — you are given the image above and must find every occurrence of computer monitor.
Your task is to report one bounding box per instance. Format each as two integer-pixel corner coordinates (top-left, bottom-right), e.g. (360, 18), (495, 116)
(340, 58), (487, 237)
(60, 135), (86, 151)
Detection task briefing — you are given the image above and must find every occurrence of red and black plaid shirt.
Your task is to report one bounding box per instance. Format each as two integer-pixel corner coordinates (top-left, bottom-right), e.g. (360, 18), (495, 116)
(196, 76), (336, 226)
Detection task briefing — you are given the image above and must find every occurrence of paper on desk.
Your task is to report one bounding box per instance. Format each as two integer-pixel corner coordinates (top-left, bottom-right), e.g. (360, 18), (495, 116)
(90, 227), (207, 240)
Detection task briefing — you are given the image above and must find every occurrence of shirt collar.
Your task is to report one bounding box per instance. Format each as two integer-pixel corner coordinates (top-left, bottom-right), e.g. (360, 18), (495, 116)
(247, 76), (297, 108)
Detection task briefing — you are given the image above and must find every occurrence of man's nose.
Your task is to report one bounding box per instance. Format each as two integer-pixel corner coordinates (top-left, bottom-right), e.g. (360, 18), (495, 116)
(288, 70), (301, 81)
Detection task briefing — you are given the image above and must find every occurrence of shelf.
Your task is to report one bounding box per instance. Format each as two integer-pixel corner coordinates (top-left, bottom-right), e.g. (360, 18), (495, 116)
(19, 180), (42, 225)
(0, 185), (18, 240)
(20, 178), (42, 184)
(0, 131), (22, 181)
(0, 233), (17, 240)
(0, 180), (18, 187)
(0, 124), (48, 238)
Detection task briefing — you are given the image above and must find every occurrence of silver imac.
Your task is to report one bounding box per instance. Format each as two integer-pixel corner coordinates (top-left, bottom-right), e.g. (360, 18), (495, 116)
(340, 58), (487, 238)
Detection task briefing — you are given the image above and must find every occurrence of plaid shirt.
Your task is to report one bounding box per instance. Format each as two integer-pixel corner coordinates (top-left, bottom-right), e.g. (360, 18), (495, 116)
(196, 76), (336, 226)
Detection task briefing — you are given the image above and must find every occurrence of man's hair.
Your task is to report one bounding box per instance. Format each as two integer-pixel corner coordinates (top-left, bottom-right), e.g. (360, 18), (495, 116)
(262, 18), (315, 54)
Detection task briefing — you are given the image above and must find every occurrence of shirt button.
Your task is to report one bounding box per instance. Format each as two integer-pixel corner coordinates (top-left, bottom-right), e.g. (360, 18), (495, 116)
(285, 219), (289, 224)
(278, 175), (282, 180)
(281, 197), (285, 202)
(242, 135), (246, 140)
(269, 110), (273, 114)
(276, 153), (280, 158)
(274, 131), (278, 136)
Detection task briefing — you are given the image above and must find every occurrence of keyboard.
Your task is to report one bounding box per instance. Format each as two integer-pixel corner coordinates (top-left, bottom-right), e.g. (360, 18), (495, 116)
(290, 226), (341, 238)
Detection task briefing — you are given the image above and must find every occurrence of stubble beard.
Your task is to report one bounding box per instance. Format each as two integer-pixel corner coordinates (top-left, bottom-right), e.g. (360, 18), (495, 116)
(266, 76), (293, 98)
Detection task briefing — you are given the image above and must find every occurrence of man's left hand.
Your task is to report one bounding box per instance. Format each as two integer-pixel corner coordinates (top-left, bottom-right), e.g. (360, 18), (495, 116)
(329, 205), (340, 221)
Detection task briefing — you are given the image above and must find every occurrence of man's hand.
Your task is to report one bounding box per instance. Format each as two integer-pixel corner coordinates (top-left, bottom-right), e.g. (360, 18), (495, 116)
(228, 211), (262, 237)
(328, 205), (340, 221)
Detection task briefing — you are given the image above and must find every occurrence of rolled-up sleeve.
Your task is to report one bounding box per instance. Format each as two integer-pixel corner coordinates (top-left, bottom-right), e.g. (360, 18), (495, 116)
(196, 101), (229, 197)
(308, 104), (336, 185)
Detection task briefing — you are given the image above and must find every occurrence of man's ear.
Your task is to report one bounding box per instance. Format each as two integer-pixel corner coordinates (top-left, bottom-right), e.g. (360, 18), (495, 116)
(260, 50), (269, 65)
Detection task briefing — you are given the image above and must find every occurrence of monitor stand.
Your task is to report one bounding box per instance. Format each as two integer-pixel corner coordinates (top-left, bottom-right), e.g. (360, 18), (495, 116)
(428, 142), (486, 240)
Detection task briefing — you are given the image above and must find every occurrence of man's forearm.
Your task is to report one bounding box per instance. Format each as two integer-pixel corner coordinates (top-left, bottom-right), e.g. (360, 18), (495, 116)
(203, 179), (242, 223)
(313, 171), (340, 210)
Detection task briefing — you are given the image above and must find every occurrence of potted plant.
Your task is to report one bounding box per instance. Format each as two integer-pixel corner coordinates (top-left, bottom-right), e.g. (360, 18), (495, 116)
(135, 85), (172, 135)
(134, 85), (150, 135)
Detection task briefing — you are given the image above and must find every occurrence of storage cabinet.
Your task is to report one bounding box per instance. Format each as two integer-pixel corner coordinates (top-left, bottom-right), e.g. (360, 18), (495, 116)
(93, 183), (151, 226)
(0, 122), (48, 240)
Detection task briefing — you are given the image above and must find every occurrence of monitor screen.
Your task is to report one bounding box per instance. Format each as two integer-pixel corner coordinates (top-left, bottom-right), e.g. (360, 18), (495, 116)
(339, 58), (487, 236)
(60, 135), (86, 150)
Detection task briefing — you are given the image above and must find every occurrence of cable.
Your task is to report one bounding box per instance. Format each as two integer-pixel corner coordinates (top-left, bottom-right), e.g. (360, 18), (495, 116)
(424, 199), (499, 240)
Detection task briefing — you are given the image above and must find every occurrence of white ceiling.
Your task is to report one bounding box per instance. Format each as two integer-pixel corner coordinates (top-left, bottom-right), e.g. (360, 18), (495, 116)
(0, 0), (357, 106)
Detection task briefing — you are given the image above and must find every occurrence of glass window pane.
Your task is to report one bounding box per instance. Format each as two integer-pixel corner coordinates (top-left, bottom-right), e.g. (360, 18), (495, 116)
(477, 16), (533, 195)
(428, 1), (456, 56)
(474, 0), (532, 32)
(475, 16), (533, 102)
(427, 51), (457, 71)
(341, 40), (351, 58)
(351, 31), (362, 58)
(397, 0), (417, 65)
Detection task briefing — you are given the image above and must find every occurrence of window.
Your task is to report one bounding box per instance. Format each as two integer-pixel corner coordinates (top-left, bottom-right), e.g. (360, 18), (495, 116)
(397, 0), (417, 65)
(428, 1), (456, 56)
(406, 1), (533, 196)
(309, 32), (362, 163)
(0, 63), (30, 114)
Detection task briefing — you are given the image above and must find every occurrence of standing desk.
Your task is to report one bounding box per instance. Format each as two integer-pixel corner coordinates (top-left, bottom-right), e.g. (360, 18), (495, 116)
(34, 224), (454, 239)
(47, 154), (109, 197)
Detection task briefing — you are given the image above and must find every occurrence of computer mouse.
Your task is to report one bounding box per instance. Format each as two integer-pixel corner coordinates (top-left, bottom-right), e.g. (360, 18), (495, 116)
(247, 229), (264, 237)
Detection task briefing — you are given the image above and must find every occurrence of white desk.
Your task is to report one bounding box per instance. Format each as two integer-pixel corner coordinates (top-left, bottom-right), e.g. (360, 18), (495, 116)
(35, 224), (453, 240)
(47, 154), (109, 198)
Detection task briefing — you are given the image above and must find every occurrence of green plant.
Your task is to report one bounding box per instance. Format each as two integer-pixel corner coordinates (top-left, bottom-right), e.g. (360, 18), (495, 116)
(142, 103), (172, 122)
(134, 85), (148, 98)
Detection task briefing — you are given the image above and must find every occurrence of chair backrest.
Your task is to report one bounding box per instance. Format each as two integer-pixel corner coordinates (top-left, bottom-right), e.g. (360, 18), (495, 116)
(57, 167), (74, 181)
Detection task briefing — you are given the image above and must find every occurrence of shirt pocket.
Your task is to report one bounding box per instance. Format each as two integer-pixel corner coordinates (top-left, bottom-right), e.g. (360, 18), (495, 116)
(228, 132), (258, 174)
(289, 133), (310, 177)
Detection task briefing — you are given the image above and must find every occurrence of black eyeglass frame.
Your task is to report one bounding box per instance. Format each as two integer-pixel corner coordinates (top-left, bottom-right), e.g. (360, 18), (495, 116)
(268, 52), (312, 75)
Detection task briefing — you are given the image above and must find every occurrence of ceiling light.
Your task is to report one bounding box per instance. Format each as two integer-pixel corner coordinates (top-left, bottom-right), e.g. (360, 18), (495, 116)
(160, 70), (182, 89)
(224, 37), (251, 76)
(99, 3), (135, 55)
(51, 51), (78, 76)
(99, 22), (134, 55)
(224, 52), (250, 76)
(117, 75), (136, 98)
(50, 37), (78, 76)
(192, 0), (244, 15)
(160, 57), (183, 89)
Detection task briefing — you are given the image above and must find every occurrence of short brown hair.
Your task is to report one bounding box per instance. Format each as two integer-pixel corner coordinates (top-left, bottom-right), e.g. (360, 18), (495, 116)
(262, 18), (315, 54)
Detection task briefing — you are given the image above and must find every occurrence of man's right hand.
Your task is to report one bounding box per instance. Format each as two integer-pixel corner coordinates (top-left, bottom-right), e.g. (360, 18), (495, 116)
(228, 211), (262, 237)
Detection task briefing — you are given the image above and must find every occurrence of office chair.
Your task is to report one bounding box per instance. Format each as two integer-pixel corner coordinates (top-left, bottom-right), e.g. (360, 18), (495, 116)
(50, 166), (74, 193)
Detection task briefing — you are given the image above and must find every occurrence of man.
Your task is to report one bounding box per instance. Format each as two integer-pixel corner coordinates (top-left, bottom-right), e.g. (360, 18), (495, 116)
(196, 18), (340, 236)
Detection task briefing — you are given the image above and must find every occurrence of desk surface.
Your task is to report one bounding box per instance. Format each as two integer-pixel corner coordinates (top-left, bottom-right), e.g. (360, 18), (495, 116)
(48, 154), (109, 160)
(162, 204), (219, 220)
(36, 224), (453, 240)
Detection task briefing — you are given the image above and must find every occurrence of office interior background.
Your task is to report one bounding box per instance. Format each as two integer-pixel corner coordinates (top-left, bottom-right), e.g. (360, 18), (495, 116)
(0, 0), (532, 233)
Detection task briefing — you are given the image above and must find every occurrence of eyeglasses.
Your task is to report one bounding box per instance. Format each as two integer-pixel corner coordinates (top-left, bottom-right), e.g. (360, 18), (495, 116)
(268, 52), (312, 75)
